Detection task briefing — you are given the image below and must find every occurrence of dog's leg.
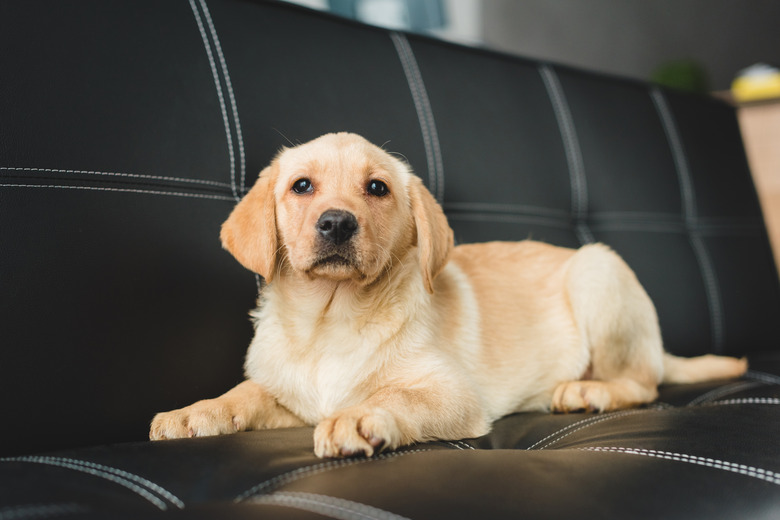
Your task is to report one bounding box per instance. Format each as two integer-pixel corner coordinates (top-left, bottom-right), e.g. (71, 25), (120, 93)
(313, 384), (489, 458)
(149, 380), (304, 440)
(552, 244), (663, 413)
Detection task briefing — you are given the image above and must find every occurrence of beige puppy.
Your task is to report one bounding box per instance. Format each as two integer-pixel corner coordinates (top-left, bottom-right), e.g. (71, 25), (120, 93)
(150, 132), (747, 458)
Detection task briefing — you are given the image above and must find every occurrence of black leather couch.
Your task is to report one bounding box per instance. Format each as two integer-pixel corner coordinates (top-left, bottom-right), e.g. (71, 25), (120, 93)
(2, 1), (780, 518)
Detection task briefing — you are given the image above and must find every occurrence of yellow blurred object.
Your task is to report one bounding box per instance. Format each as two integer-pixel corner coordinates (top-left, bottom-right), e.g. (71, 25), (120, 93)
(732, 64), (780, 102)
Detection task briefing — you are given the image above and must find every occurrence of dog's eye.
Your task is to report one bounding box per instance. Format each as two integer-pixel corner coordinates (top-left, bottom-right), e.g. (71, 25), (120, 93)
(292, 178), (313, 194)
(367, 180), (389, 197)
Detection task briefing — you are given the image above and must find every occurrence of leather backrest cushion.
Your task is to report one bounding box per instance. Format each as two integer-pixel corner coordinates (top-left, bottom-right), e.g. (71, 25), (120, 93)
(1, 0), (779, 454)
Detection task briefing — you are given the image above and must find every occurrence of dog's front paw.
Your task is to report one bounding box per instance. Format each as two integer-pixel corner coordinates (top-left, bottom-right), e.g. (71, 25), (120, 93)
(313, 407), (402, 458)
(149, 399), (245, 440)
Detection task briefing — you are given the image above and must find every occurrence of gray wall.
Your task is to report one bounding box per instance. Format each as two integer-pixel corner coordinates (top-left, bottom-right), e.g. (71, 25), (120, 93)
(482, 0), (780, 90)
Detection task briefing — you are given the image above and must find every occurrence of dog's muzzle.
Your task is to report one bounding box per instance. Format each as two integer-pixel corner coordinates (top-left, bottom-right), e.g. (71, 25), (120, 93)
(317, 209), (358, 246)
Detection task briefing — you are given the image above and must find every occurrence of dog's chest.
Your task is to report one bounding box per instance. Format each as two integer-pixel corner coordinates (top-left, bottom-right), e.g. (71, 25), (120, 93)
(247, 315), (393, 424)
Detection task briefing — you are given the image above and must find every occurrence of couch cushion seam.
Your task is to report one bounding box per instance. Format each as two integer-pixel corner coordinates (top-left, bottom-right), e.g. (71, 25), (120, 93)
(539, 65), (594, 245)
(249, 491), (411, 520)
(687, 380), (767, 406)
(580, 447), (780, 486)
(0, 456), (184, 511)
(197, 0), (246, 195)
(651, 88), (725, 353)
(0, 167), (233, 190)
(0, 183), (235, 201)
(188, 0), (239, 201)
(527, 408), (653, 451)
(390, 32), (444, 203)
(234, 449), (430, 502)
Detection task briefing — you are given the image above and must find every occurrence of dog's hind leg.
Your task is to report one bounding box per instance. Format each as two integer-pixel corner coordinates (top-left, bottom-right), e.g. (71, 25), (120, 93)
(552, 244), (663, 413)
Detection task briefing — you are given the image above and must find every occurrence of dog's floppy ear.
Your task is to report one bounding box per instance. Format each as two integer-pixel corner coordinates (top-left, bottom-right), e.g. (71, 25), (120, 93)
(409, 175), (453, 294)
(220, 164), (279, 282)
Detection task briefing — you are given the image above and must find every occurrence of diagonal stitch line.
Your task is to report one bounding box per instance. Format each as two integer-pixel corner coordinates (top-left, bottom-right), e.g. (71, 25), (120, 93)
(29, 457), (185, 509)
(250, 492), (411, 520)
(0, 167), (233, 190)
(527, 409), (649, 451)
(686, 380), (766, 406)
(390, 32), (444, 203)
(1, 457), (180, 511)
(580, 447), (780, 486)
(0, 183), (235, 201)
(745, 369), (780, 385)
(235, 449), (430, 502)
(539, 65), (594, 245)
(651, 88), (725, 353)
(2, 456), (184, 509)
(198, 0), (246, 194)
(189, 0), (239, 201)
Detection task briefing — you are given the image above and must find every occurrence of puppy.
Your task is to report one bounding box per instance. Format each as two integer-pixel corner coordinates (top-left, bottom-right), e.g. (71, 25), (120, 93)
(150, 132), (747, 458)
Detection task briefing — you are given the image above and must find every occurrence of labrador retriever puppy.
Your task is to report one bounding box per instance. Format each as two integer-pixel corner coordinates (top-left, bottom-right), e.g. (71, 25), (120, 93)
(150, 132), (747, 458)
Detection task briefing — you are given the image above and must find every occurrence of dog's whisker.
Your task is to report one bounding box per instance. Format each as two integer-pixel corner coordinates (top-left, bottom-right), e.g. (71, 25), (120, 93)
(272, 127), (297, 148)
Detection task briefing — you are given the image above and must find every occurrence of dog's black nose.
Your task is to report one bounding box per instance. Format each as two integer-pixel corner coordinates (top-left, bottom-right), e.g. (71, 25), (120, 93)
(317, 210), (358, 245)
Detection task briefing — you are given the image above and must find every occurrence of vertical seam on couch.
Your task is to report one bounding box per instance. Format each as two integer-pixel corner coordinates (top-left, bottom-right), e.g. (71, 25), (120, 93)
(651, 88), (725, 353)
(198, 0), (246, 195)
(249, 492), (411, 520)
(189, 0), (240, 202)
(539, 65), (595, 245)
(390, 32), (444, 203)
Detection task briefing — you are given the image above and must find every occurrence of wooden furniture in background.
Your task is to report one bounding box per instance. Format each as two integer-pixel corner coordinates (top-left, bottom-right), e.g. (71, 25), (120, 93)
(738, 98), (780, 272)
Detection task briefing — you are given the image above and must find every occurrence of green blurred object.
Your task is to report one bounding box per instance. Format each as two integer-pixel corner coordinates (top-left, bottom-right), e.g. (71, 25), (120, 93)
(651, 60), (710, 94)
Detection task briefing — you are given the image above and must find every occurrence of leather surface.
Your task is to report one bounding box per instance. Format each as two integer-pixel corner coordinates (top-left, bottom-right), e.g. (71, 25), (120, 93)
(1, 0), (780, 518)
(1, 358), (779, 518)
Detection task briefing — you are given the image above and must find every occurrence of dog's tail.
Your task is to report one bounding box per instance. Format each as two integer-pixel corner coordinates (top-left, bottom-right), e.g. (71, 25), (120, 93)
(662, 353), (748, 384)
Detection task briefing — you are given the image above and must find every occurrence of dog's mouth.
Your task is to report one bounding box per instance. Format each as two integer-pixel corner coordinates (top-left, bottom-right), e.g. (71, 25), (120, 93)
(306, 250), (367, 281)
(313, 254), (355, 268)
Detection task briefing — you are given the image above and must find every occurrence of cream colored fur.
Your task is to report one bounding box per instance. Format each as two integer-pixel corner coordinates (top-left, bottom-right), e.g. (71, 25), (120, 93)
(150, 132), (747, 458)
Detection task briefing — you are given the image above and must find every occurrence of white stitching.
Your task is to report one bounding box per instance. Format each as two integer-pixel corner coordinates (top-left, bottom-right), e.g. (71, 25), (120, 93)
(390, 33), (444, 203)
(1, 457), (183, 510)
(707, 397), (780, 406)
(539, 65), (594, 245)
(447, 211), (572, 229)
(188, 0), (239, 201)
(0, 503), (89, 520)
(527, 409), (649, 451)
(444, 201), (570, 219)
(0, 183), (235, 201)
(444, 441), (475, 450)
(250, 492), (411, 520)
(745, 370), (780, 385)
(580, 447), (780, 486)
(234, 449), (430, 502)
(687, 381), (766, 406)
(651, 88), (725, 353)
(0, 167), (233, 190)
(198, 0), (246, 194)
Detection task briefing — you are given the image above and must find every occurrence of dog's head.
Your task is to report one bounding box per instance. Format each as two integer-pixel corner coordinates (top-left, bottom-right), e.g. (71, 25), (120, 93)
(220, 133), (453, 293)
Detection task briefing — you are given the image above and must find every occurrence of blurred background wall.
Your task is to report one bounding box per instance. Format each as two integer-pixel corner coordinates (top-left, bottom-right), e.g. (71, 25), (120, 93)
(284, 0), (780, 91)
